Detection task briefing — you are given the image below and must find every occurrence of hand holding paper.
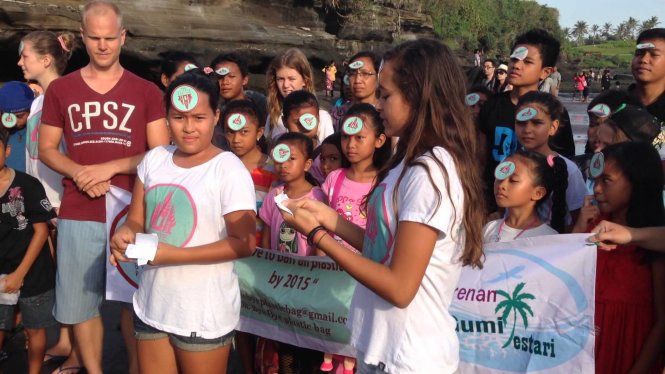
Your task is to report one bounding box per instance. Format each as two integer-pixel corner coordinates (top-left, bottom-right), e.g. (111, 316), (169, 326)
(275, 193), (293, 215)
(125, 233), (159, 266)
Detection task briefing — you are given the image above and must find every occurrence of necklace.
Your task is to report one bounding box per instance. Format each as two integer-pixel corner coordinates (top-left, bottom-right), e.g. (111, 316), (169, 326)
(495, 216), (540, 242)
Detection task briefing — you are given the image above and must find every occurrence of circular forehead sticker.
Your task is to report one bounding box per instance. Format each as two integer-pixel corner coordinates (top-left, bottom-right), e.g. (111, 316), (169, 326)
(589, 152), (605, 178)
(465, 93), (480, 106)
(343, 74), (350, 86)
(637, 42), (656, 50)
(272, 144), (291, 163)
(2, 113), (17, 128)
(511, 46), (529, 60)
(588, 103), (611, 118)
(299, 113), (318, 131)
(171, 85), (199, 112)
(183, 63), (198, 72)
(215, 67), (230, 76)
(227, 113), (247, 131)
(349, 60), (364, 70)
(516, 107), (538, 121)
(18, 40), (24, 56)
(495, 161), (516, 180)
(342, 116), (364, 135)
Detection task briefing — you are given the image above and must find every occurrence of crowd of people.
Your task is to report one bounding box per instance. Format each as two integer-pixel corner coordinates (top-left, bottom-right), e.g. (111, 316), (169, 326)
(1, 0), (665, 373)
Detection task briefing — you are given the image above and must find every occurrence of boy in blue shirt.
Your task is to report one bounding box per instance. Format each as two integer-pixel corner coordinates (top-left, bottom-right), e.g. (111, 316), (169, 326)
(0, 81), (35, 172)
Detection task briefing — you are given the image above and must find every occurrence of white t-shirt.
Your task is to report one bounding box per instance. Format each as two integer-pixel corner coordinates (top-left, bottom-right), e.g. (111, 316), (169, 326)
(265, 109), (334, 144)
(25, 95), (63, 207)
(537, 155), (586, 225)
(349, 147), (464, 373)
(133, 146), (256, 339)
(482, 219), (557, 243)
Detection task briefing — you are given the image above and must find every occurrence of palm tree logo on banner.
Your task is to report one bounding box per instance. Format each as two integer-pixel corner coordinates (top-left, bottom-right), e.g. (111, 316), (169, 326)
(495, 282), (535, 348)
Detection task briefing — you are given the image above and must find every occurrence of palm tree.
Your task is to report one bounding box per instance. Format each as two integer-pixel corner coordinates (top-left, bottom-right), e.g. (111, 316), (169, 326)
(562, 27), (572, 42)
(573, 20), (588, 45)
(602, 22), (612, 39)
(626, 17), (639, 39)
(495, 282), (535, 348)
(591, 24), (600, 44)
(641, 16), (660, 32)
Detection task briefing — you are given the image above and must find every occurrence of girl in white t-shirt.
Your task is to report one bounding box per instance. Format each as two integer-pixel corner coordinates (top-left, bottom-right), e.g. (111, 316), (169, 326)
(514, 91), (587, 229)
(483, 149), (565, 242)
(280, 39), (486, 373)
(110, 71), (256, 373)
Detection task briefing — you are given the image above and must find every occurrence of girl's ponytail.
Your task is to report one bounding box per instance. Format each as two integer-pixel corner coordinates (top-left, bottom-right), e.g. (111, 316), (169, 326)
(549, 155), (569, 233)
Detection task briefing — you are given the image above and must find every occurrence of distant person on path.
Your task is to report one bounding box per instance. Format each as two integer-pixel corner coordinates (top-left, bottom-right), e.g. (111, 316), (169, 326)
(323, 60), (337, 98)
(627, 28), (665, 158)
(549, 66), (561, 96)
(38, 2), (169, 373)
(538, 72), (554, 93)
(473, 48), (482, 66)
(583, 70), (591, 102)
(601, 69), (612, 91)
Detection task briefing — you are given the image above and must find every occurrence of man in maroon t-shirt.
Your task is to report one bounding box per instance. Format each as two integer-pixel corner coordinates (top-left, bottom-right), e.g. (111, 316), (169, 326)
(38, 2), (168, 373)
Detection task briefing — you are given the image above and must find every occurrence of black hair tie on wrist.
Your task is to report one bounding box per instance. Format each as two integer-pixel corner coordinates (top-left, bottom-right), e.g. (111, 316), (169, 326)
(306, 225), (326, 246)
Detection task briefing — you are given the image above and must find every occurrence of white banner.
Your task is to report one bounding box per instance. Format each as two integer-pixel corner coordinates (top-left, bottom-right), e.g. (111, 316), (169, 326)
(451, 234), (596, 373)
(105, 186), (139, 303)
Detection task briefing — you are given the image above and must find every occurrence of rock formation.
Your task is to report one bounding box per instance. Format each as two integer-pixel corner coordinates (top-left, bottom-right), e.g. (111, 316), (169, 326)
(0, 0), (433, 86)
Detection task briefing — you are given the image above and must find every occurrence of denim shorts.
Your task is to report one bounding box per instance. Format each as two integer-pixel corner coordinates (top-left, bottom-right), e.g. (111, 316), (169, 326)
(0, 289), (56, 330)
(133, 313), (234, 352)
(53, 220), (106, 324)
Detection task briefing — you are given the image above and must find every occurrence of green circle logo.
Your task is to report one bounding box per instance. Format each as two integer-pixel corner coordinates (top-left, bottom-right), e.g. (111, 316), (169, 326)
(145, 184), (197, 246)
(2, 113), (17, 128)
(342, 116), (363, 135)
(171, 85), (199, 112)
(272, 144), (291, 163)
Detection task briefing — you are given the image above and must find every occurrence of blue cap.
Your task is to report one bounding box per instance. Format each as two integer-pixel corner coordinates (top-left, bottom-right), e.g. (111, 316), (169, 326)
(0, 81), (35, 113)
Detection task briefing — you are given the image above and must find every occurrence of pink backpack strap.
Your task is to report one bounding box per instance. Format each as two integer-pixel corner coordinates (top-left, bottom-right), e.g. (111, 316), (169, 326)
(329, 169), (347, 209)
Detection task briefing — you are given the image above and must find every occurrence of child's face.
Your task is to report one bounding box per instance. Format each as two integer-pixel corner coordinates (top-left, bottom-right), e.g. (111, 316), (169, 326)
(494, 156), (545, 209)
(341, 119), (385, 165)
(508, 44), (552, 88)
(17, 41), (47, 82)
(515, 104), (558, 154)
(285, 106), (319, 140)
(274, 142), (312, 184)
(319, 143), (342, 177)
(1, 111), (29, 130)
(377, 60), (411, 138)
(276, 67), (306, 98)
(216, 61), (248, 101)
(168, 89), (219, 156)
(224, 114), (262, 158)
(349, 57), (378, 102)
(593, 158), (631, 217)
(631, 38), (665, 85)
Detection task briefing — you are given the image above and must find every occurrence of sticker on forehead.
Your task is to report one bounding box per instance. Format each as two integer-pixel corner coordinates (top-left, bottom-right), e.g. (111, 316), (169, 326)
(637, 42), (656, 50)
(342, 116), (363, 135)
(465, 93), (480, 106)
(510, 46), (529, 60)
(588, 103), (611, 118)
(516, 107), (538, 121)
(2, 113), (17, 128)
(171, 85), (199, 112)
(18, 40), (24, 56)
(272, 144), (291, 163)
(589, 152), (605, 178)
(227, 113), (247, 131)
(299, 113), (318, 131)
(343, 74), (350, 86)
(494, 161), (516, 181)
(215, 67), (230, 76)
(349, 60), (364, 70)
(184, 63), (198, 72)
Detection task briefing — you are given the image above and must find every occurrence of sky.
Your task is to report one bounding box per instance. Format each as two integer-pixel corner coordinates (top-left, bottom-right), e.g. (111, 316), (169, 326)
(536, 0), (665, 30)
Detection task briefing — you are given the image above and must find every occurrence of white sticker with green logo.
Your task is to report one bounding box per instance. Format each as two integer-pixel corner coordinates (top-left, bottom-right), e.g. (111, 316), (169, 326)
(228, 113), (247, 131)
(2, 113), (17, 128)
(171, 85), (199, 112)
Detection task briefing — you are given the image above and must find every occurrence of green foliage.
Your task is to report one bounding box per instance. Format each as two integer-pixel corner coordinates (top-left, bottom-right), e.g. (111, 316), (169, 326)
(568, 40), (635, 68)
(423, 0), (563, 56)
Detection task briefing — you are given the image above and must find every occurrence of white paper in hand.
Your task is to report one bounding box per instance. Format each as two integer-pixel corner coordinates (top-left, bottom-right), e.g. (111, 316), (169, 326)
(0, 274), (20, 305)
(274, 193), (293, 215)
(125, 233), (159, 266)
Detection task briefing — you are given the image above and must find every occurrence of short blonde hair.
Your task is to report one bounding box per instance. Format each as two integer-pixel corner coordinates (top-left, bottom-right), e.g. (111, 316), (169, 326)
(81, 1), (124, 30)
